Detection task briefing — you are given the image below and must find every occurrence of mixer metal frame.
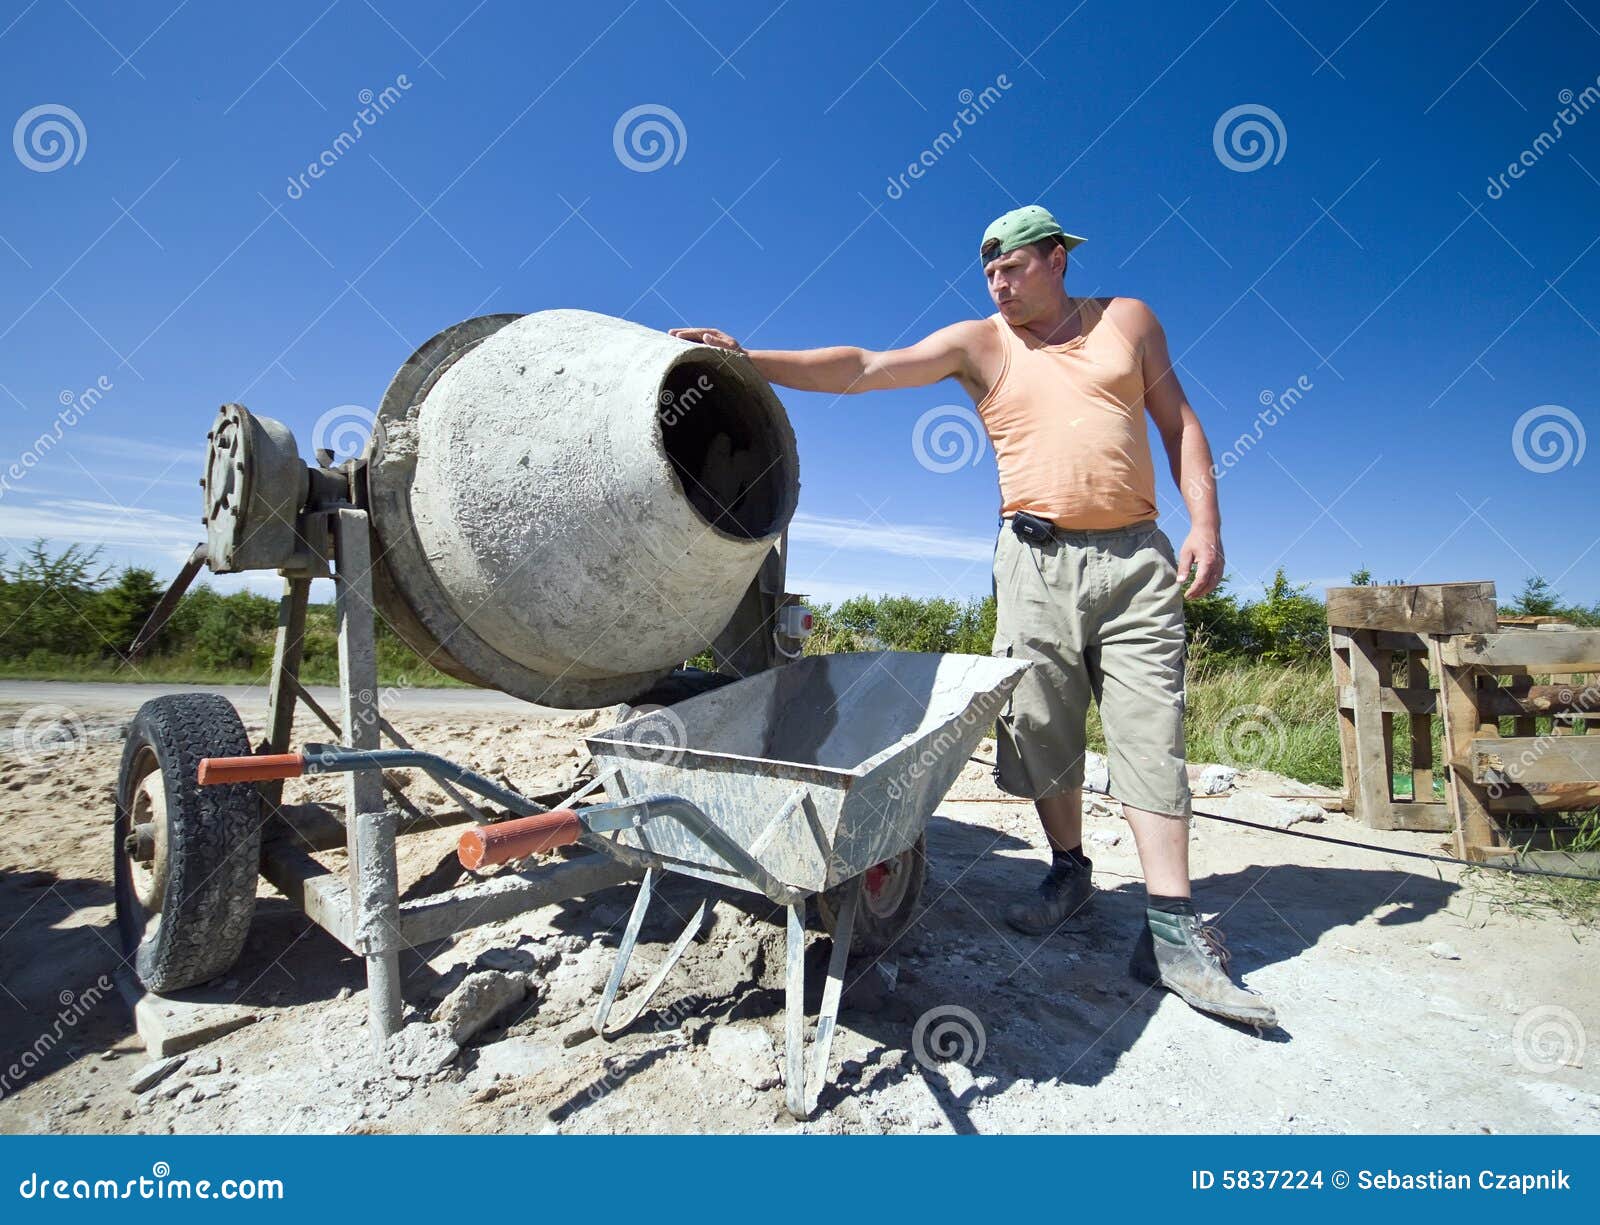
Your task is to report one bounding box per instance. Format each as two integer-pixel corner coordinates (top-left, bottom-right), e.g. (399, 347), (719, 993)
(253, 506), (639, 1046)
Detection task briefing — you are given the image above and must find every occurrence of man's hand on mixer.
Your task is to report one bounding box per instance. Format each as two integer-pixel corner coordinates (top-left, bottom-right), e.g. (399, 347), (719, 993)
(669, 326), (745, 353)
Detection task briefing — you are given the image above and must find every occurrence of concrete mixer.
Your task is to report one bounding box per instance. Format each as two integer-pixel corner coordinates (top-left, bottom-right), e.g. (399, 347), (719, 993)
(113, 309), (1030, 1119)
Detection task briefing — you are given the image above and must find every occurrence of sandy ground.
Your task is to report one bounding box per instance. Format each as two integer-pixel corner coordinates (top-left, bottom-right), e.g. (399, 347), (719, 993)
(0, 680), (1595, 1135)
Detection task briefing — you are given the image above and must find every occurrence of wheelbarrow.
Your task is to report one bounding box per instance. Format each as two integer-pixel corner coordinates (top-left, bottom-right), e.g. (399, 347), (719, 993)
(196, 650), (1029, 1117)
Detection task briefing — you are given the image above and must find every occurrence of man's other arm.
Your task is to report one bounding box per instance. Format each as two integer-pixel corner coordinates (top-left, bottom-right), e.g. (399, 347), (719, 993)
(1129, 300), (1225, 599)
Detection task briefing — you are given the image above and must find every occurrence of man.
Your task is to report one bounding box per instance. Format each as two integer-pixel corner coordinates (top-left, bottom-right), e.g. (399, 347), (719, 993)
(671, 204), (1275, 1028)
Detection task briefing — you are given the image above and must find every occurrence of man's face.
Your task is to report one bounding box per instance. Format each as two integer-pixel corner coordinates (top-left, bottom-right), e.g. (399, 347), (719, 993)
(983, 241), (1062, 323)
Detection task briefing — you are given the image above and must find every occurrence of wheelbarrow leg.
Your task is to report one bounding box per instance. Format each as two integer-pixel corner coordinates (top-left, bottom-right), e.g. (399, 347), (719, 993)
(594, 866), (658, 1035)
(785, 876), (860, 1120)
(600, 898), (707, 1038)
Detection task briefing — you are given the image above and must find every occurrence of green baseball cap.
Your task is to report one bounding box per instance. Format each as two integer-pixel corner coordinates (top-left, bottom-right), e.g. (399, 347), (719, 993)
(980, 205), (1086, 264)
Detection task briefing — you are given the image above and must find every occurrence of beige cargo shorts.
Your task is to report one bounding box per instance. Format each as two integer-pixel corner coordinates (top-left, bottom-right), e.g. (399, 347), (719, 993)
(991, 517), (1191, 818)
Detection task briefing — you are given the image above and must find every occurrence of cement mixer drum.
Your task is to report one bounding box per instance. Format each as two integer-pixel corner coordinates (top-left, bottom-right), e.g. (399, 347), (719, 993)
(364, 310), (800, 708)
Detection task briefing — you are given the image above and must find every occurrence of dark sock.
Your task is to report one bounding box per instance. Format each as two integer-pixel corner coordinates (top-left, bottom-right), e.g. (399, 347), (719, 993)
(1051, 845), (1091, 870)
(1147, 893), (1196, 917)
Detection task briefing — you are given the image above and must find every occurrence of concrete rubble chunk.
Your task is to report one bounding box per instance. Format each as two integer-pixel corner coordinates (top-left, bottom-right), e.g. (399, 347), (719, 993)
(1428, 941), (1462, 961)
(387, 1022), (460, 1079)
(1083, 751), (1110, 794)
(1221, 790), (1325, 830)
(706, 1025), (780, 1090)
(127, 1055), (186, 1094)
(1195, 764), (1239, 795)
(432, 970), (530, 1046)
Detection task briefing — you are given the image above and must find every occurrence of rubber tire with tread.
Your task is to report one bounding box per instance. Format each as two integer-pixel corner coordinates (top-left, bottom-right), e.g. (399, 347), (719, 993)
(816, 834), (927, 956)
(114, 693), (261, 993)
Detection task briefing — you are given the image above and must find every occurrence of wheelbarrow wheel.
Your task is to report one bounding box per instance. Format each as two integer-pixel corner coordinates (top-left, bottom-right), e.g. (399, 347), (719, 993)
(114, 694), (261, 994)
(816, 833), (926, 956)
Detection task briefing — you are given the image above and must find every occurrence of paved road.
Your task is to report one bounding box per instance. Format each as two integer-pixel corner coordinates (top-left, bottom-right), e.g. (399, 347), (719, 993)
(0, 679), (560, 723)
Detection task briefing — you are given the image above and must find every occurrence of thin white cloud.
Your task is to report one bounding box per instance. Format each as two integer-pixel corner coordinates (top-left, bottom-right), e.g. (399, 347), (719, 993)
(788, 512), (995, 562)
(0, 496), (201, 555)
(71, 435), (207, 466)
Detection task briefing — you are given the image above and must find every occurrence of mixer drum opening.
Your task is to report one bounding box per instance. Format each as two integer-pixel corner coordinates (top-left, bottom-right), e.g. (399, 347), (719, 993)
(660, 359), (793, 541)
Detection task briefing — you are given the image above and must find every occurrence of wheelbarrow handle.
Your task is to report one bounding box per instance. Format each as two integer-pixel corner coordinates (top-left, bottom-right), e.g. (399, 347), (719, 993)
(458, 809), (584, 869)
(197, 752), (304, 785)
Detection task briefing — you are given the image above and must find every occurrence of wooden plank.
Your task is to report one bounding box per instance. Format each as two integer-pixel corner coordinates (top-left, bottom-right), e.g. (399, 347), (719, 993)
(1407, 650), (1434, 802)
(1434, 643), (1499, 858)
(1325, 582), (1497, 635)
(1347, 629), (1397, 828)
(1489, 784), (1600, 813)
(1439, 629), (1600, 671)
(1336, 684), (1437, 715)
(1329, 629), (1359, 811)
(1382, 801), (1453, 832)
(1470, 735), (1600, 785)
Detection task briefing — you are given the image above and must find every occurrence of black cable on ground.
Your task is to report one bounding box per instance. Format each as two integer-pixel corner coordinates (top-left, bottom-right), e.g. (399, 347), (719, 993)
(1191, 806), (1600, 882)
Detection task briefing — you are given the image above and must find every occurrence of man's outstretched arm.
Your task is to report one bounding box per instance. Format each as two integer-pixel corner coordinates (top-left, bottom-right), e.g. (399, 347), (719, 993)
(669, 321), (989, 395)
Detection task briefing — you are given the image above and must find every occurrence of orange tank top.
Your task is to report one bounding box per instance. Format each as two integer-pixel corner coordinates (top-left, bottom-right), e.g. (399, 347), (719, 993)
(974, 298), (1157, 530)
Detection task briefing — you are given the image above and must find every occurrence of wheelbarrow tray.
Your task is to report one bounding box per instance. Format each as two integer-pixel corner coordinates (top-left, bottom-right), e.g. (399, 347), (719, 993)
(584, 650), (1029, 896)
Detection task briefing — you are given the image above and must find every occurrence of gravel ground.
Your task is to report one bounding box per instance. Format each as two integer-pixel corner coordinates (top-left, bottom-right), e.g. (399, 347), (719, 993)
(0, 681), (1595, 1134)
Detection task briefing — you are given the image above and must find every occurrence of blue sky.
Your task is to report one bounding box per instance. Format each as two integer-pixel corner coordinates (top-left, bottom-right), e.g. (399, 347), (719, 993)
(0, 0), (1596, 611)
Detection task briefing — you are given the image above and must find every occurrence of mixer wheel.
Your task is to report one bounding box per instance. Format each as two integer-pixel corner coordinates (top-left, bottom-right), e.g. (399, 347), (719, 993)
(114, 694), (261, 993)
(816, 833), (926, 956)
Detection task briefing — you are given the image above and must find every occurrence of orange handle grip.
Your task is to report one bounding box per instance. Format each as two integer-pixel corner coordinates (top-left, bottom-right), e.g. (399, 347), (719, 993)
(458, 809), (584, 869)
(197, 753), (305, 785)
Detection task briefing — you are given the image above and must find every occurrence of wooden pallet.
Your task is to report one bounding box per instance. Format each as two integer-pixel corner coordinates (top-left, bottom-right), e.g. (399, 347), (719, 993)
(1326, 582), (1497, 833)
(1433, 627), (1600, 861)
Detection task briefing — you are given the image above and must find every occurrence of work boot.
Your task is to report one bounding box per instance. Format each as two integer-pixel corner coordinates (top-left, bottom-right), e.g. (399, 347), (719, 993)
(1130, 911), (1278, 1030)
(1004, 855), (1094, 935)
